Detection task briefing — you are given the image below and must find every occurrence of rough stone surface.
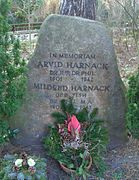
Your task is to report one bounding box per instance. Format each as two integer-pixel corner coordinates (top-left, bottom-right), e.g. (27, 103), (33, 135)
(11, 15), (127, 150)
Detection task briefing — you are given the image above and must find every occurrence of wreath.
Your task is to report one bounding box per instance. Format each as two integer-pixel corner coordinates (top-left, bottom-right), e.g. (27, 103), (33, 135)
(44, 98), (108, 178)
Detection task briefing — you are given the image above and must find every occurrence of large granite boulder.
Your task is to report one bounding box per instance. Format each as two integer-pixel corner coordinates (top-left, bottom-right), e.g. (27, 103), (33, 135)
(11, 15), (127, 149)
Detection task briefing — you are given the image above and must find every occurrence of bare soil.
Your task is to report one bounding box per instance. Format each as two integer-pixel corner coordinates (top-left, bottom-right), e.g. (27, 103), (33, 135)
(103, 137), (139, 180)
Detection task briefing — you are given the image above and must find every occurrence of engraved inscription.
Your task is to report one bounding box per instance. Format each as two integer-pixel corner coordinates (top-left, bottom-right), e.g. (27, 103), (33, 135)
(33, 52), (110, 109)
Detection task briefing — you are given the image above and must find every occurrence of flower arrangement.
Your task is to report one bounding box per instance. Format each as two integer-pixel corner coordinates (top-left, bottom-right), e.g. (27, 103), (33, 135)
(0, 153), (47, 180)
(44, 98), (108, 178)
(13, 152), (36, 175)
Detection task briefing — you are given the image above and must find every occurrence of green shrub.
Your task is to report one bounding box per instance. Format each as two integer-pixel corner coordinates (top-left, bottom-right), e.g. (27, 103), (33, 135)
(126, 68), (139, 138)
(0, 120), (18, 145)
(0, 0), (27, 144)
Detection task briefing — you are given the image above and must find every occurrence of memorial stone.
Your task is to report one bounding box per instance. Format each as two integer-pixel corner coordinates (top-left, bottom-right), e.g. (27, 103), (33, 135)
(11, 15), (127, 149)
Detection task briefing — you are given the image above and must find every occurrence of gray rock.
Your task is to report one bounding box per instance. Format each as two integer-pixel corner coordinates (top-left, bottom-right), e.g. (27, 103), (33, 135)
(11, 14), (127, 150)
(17, 172), (25, 180)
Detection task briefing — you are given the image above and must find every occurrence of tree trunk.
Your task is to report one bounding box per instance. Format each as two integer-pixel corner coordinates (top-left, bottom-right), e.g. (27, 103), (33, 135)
(60, 0), (96, 20)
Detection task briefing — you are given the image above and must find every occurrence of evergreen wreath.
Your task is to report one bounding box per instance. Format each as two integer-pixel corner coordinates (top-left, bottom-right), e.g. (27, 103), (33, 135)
(44, 98), (108, 178)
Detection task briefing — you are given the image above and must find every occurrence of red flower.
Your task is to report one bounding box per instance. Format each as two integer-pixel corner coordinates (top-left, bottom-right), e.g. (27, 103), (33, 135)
(68, 115), (81, 138)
